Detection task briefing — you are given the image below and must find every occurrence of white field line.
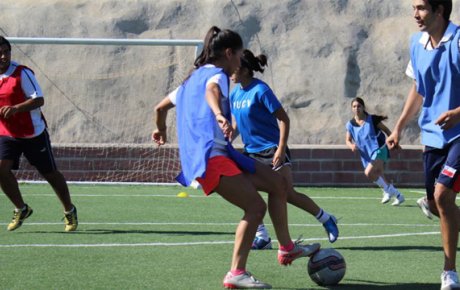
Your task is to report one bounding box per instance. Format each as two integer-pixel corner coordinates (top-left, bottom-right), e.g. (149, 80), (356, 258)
(0, 222), (439, 227)
(19, 193), (447, 200)
(0, 231), (440, 248)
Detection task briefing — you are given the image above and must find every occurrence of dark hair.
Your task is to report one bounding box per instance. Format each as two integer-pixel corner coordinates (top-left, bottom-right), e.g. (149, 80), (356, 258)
(240, 49), (268, 77)
(194, 26), (243, 68)
(351, 97), (388, 123)
(0, 36), (11, 51)
(428, 0), (452, 21)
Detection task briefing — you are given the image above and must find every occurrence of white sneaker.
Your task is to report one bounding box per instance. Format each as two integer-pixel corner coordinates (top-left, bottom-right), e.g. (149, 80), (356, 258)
(441, 270), (460, 290)
(391, 193), (405, 206)
(386, 185), (405, 206)
(381, 191), (392, 204)
(223, 271), (272, 289)
(417, 197), (433, 219)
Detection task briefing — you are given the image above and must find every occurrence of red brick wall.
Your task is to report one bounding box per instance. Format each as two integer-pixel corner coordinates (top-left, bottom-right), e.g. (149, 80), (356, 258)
(16, 145), (425, 187)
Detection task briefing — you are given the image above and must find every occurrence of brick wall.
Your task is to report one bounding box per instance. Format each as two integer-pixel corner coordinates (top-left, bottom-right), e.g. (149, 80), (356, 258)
(16, 145), (425, 187)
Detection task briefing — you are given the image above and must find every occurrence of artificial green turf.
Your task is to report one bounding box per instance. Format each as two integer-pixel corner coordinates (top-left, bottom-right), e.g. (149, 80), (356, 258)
(0, 184), (443, 289)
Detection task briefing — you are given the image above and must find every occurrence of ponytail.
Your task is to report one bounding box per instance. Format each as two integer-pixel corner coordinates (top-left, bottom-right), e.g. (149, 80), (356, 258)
(240, 49), (268, 76)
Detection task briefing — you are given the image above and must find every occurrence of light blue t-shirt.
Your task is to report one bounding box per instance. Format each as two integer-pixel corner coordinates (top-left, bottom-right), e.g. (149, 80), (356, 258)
(410, 22), (460, 149)
(230, 78), (282, 153)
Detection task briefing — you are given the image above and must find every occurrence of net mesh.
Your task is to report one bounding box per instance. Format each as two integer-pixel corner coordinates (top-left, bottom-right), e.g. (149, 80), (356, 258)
(11, 43), (195, 183)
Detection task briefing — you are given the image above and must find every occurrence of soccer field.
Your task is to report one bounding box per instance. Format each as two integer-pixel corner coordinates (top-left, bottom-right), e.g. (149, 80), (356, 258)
(0, 184), (444, 289)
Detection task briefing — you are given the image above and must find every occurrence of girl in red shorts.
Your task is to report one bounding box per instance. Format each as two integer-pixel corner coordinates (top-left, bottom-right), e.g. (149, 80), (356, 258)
(152, 26), (321, 289)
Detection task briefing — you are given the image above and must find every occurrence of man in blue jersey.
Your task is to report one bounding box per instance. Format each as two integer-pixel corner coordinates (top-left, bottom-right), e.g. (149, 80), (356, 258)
(387, 1), (460, 289)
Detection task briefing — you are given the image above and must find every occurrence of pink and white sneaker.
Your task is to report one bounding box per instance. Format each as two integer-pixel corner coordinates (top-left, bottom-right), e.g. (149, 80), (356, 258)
(277, 240), (320, 266)
(223, 271), (272, 289)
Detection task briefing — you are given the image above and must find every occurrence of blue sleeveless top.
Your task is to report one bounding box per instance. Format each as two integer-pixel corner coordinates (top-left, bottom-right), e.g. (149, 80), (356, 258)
(346, 114), (386, 168)
(410, 23), (460, 148)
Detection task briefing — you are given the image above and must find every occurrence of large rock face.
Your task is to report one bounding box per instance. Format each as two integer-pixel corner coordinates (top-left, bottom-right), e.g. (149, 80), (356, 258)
(2, 0), (459, 145)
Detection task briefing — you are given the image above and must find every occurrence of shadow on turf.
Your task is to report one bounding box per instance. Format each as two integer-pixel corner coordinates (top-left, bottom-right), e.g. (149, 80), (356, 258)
(281, 280), (438, 290)
(19, 229), (234, 235)
(336, 245), (442, 252)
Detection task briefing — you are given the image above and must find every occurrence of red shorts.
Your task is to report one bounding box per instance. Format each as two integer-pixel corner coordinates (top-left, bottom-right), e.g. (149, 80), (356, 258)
(196, 156), (242, 195)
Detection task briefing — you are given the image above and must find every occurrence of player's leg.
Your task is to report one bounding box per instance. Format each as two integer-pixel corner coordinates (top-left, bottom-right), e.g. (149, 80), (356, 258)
(246, 161), (320, 265)
(198, 156), (271, 288)
(215, 174), (267, 271)
(22, 130), (77, 231)
(365, 160), (390, 202)
(433, 140), (460, 289)
(435, 184), (459, 269)
(0, 136), (33, 231)
(279, 165), (339, 243)
(0, 159), (24, 208)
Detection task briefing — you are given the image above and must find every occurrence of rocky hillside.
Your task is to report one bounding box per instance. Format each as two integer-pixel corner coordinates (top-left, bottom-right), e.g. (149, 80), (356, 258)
(1, 0), (459, 145)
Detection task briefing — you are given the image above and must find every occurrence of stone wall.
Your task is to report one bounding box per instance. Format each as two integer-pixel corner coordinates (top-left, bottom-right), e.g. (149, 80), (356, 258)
(16, 145), (424, 187)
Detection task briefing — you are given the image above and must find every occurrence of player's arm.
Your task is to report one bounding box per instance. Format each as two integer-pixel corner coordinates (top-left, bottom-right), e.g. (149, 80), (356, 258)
(273, 107), (290, 167)
(387, 82), (422, 150)
(377, 122), (392, 137)
(435, 105), (460, 130)
(345, 131), (357, 152)
(206, 82), (233, 139)
(0, 68), (44, 119)
(231, 115), (240, 142)
(152, 96), (175, 145)
(0, 97), (44, 119)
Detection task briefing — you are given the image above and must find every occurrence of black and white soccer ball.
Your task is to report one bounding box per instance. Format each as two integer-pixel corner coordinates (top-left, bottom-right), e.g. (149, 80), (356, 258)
(307, 248), (346, 286)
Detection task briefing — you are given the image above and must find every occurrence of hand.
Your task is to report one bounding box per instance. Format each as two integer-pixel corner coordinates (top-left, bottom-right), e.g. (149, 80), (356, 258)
(386, 131), (401, 151)
(152, 129), (167, 146)
(0, 106), (18, 119)
(216, 114), (233, 139)
(350, 144), (357, 153)
(436, 109), (460, 130)
(272, 147), (286, 169)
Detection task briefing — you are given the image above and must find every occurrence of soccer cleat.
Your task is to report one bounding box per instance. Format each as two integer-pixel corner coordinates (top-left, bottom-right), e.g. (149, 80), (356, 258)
(64, 206), (78, 232)
(381, 191), (392, 204)
(251, 237), (273, 250)
(391, 193), (405, 206)
(278, 239), (320, 266)
(223, 271), (272, 289)
(7, 204), (33, 231)
(323, 215), (339, 243)
(441, 270), (460, 290)
(417, 197), (433, 220)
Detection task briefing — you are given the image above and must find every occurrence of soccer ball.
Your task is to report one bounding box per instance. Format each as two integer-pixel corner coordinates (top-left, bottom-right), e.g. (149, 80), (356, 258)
(307, 248), (346, 286)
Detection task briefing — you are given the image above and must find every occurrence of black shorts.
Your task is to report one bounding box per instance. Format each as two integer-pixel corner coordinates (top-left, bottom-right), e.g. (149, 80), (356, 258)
(244, 146), (291, 171)
(423, 138), (460, 200)
(0, 130), (57, 174)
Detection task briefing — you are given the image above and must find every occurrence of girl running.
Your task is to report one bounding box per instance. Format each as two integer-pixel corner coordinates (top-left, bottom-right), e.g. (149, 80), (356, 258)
(345, 97), (405, 205)
(229, 49), (339, 249)
(152, 26), (320, 289)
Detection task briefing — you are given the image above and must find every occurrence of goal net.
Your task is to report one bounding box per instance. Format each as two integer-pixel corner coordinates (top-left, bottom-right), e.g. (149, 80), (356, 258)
(10, 40), (197, 184)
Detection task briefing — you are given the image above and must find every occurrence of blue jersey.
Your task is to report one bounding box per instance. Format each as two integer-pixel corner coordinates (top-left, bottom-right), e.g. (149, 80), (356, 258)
(230, 78), (282, 153)
(410, 22), (460, 149)
(175, 66), (229, 186)
(346, 114), (386, 168)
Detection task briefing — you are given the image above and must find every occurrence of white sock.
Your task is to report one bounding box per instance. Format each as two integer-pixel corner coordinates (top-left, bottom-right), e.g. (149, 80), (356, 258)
(255, 224), (270, 241)
(315, 209), (331, 224)
(64, 206), (75, 214)
(15, 205), (27, 212)
(374, 177), (389, 191)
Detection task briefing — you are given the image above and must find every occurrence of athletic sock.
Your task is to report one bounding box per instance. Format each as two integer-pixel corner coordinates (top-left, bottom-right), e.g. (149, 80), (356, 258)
(374, 176), (389, 191)
(315, 209), (331, 224)
(279, 241), (295, 252)
(64, 206), (75, 214)
(230, 269), (246, 276)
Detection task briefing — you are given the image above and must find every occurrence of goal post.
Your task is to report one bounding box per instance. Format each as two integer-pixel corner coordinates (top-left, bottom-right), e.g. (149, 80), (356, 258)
(6, 37), (203, 184)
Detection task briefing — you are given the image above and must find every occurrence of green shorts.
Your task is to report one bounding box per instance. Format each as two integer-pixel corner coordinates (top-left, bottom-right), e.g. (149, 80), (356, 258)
(372, 145), (389, 163)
